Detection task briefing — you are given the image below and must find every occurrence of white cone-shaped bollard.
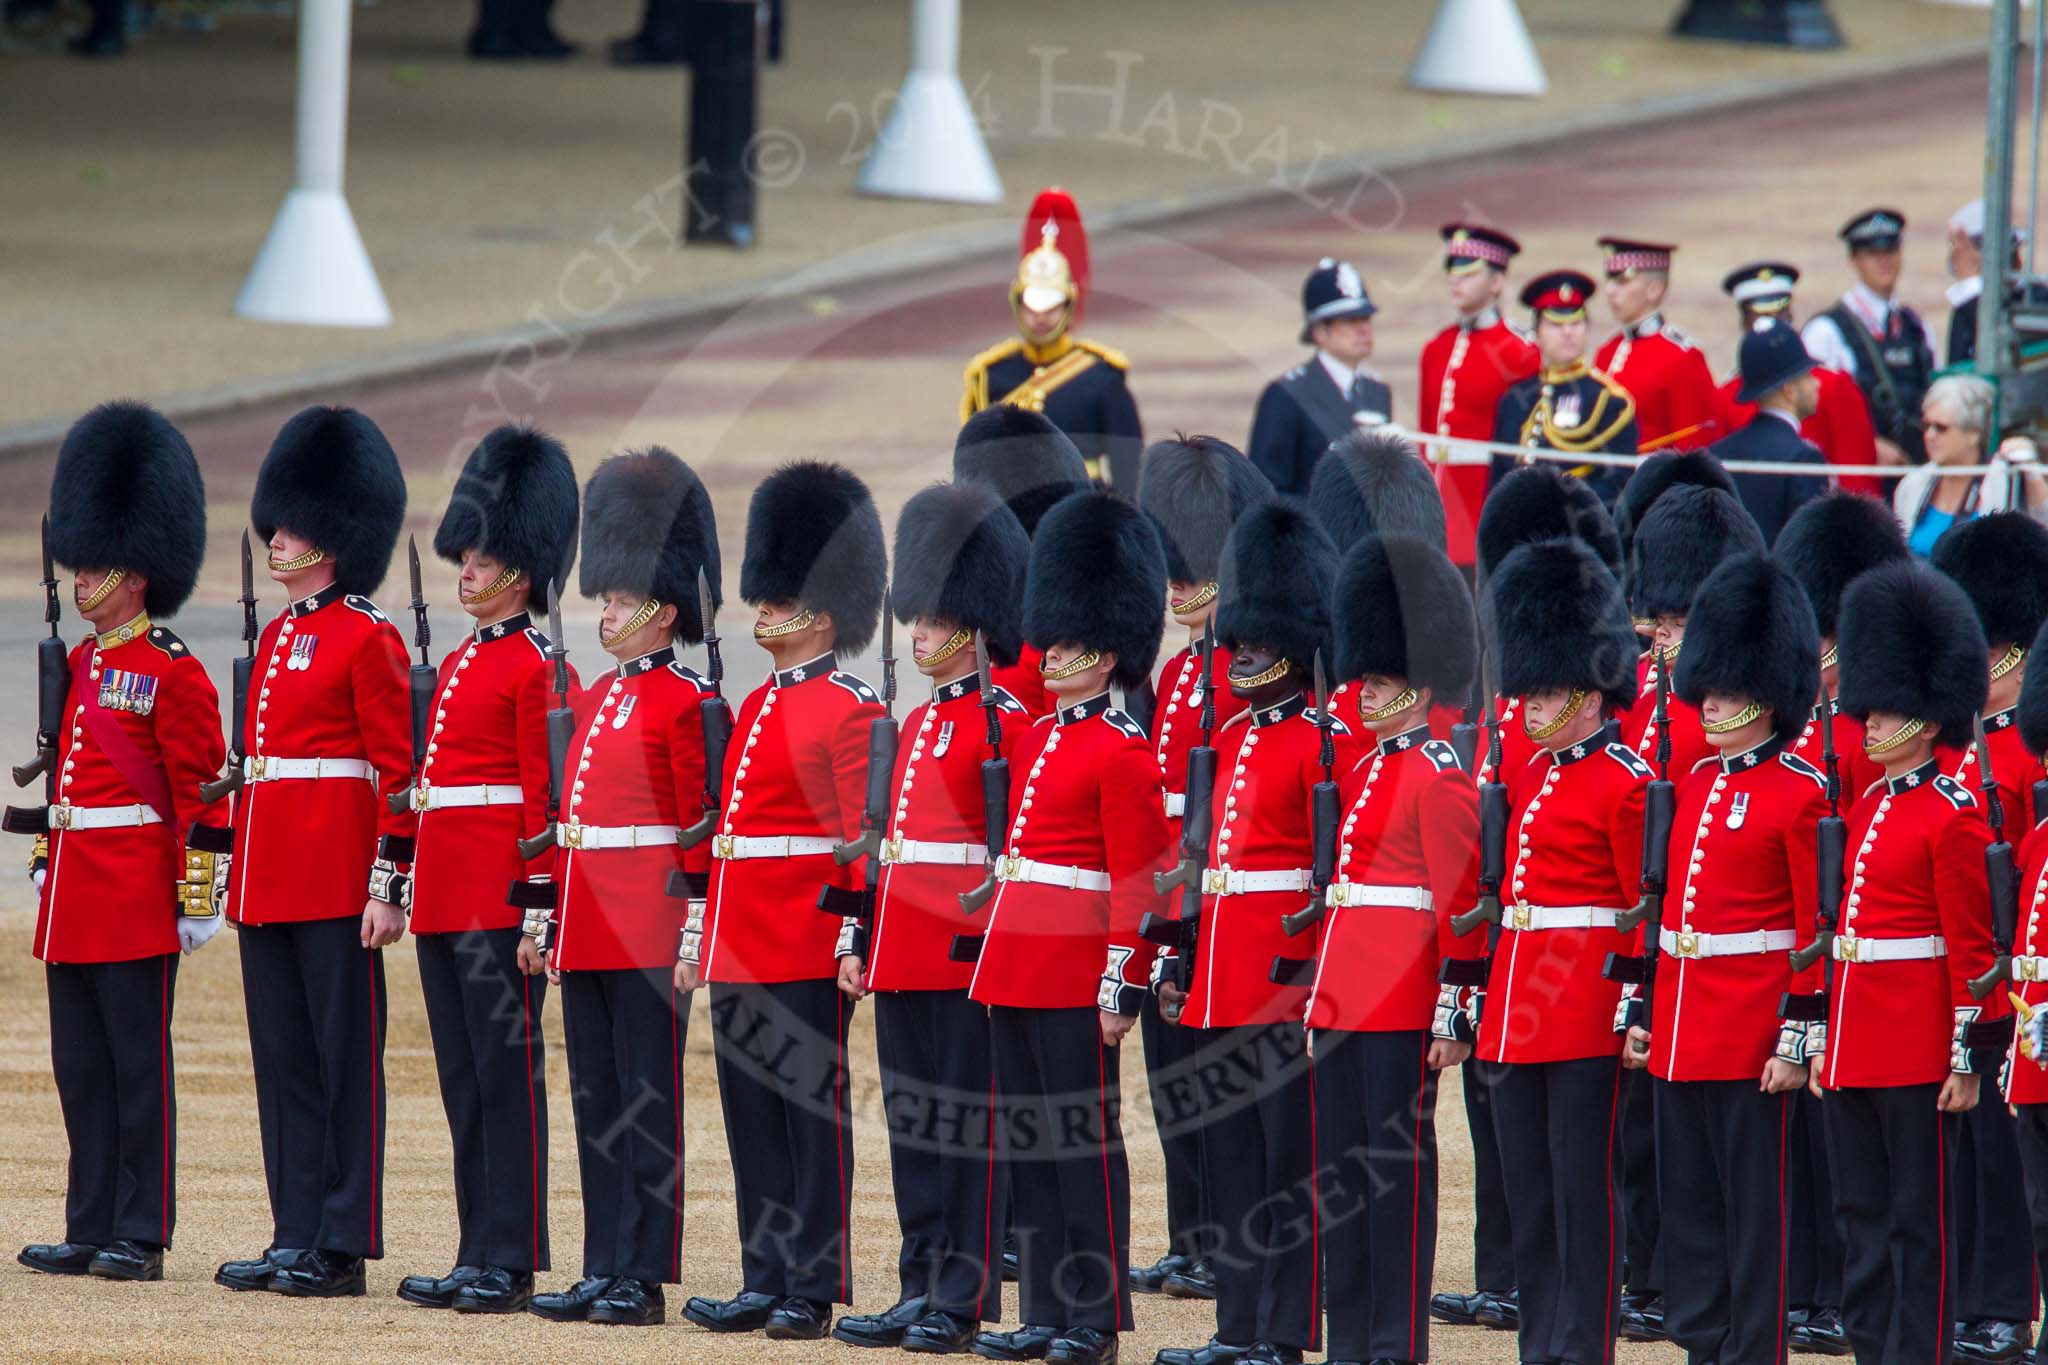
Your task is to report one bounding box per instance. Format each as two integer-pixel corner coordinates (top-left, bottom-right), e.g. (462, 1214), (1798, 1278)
(856, 0), (1002, 204)
(235, 0), (390, 327)
(1408, 0), (1548, 98)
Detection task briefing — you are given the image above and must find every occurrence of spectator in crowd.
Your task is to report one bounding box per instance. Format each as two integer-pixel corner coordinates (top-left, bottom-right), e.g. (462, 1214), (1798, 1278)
(1893, 373), (2048, 555)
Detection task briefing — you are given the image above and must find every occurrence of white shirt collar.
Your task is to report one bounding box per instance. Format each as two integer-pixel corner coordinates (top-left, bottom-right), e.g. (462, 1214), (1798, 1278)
(1761, 406), (1802, 429)
(1947, 274), (1984, 308)
(1316, 349), (1362, 392)
(1845, 281), (1893, 330)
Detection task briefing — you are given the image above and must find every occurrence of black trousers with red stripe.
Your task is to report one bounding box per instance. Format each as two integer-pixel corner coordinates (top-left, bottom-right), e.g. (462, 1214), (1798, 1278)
(1822, 1083), (1959, 1365)
(1490, 1055), (1623, 1365)
(1462, 1056), (1516, 1295)
(415, 928), (549, 1273)
(990, 1004), (1133, 1334)
(2009, 1105), (2048, 1345)
(1311, 1028), (1434, 1363)
(561, 966), (686, 1284)
(1785, 1088), (1844, 1314)
(1954, 1087), (2036, 1325)
(874, 988), (1005, 1320)
(238, 916), (386, 1258)
(1619, 1068), (1661, 1296)
(709, 978), (855, 1303)
(1653, 1078), (1792, 1365)
(1141, 992), (1210, 1261)
(46, 954), (178, 1249)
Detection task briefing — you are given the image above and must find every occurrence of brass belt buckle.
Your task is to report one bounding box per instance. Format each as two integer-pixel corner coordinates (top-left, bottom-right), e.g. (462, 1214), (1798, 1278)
(884, 835), (904, 864)
(249, 756), (268, 780)
(1510, 903), (1532, 931)
(998, 854), (1022, 882)
(563, 823), (586, 851)
(1202, 868), (1228, 895)
(412, 783), (431, 813)
(2022, 957), (2041, 983)
(1836, 931), (1858, 963)
(50, 803), (74, 830)
(712, 833), (735, 860)
(1674, 931), (1701, 959)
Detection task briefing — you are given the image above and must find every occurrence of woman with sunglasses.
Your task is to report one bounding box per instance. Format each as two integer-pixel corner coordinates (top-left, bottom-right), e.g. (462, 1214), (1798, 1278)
(1894, 372), (2048, 555)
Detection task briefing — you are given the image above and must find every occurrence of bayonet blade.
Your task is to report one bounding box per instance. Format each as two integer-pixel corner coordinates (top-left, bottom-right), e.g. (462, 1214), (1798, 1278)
(238, 529), (254, 605)
(1974, 711), (2000, 790)
(975, 628), (992, 696)
(38, 513), (53, 588)
(1312, 648), (1330, 724)
(881, 589), (897, 708)
(407, 535), (423, 608)
(546, 576), (569, 695)
(697, 565), (721, 687)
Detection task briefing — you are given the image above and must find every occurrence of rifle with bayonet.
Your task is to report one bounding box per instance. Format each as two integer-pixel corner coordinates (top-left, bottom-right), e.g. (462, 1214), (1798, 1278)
(388, 536), (437, 816)
(1789, 687), (1848, 985)
(1280, 651), (1340, 940)
(1450, 671), (1482, 774)
(1449, 646), (1509, 937)
(1969, 711), (2021, 998)
(819, 593), (899, 929)
(198, 531), (259, 804)
(959, 632), (1009, 916)
(1140, 619), (1219, 996)
(1605, 648), (1676, 1030)
(515, 579), (576, 861)
(3, 517), (67, 837)
(678, 566), (733, 850)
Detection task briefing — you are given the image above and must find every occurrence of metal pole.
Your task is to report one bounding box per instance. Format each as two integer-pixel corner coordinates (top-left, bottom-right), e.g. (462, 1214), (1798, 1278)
(2030, 0), (2042, 275)
(1979, 0), (2020, 374)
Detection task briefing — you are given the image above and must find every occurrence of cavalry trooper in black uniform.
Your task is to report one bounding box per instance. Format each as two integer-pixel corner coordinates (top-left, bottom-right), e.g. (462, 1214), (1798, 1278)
(1247, 258), (1393, 496)
(1801, 208), (1938, 465)
(961, 187), (1143, 492)
(1491, 270), (1639, 506)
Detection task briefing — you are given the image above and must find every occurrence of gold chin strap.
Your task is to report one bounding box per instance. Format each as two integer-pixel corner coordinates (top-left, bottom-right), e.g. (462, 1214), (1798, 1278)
(1526, 688), (1590, 741)
(461, 565), (521, 605)
(1819, 642), (1839, 671)
(753, 607), (816, 640)
(916, 628), (973, 667)
(1360, 685), (1420, 724)
(1170, 582), (1219, 615)
(603, 597), (664, 647)
(79, 568), (126, 612)
(1233, 657), (1293, 690)
(1655, 639), (1683, 665)
(1863, 716), (1927, 757)
(1992, 644), (2028, 683)
(1701, 701), (1766, 735)
(267, 546), (327, 573)
(1040, 649), (1102, 681)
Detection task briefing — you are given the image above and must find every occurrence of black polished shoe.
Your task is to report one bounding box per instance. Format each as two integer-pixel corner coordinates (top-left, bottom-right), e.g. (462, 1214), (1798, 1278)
(1472, 1289), (1519, 1331)
(767, 1296), (832, 1340)
(1046, 1326), (1119, 1365)
(1002, 1232), (1021, 1283)
(1958, 1320), (2032, 1364)
(833, 1295), (929, 1346)
(18, 1241), (101, 1276)
(1153, 1338), (1249, 1365)
(1428, 1289), (1489, 1326)
(1160, 1257), (1216, 1300)
(607, 35), (686, 65)
(215, 1248), (302, 1292)
(684, 1289), (781, 1332)
(1130, 1251), (1189, 1294)
(589, 1278), (665, 1326)
(1238, 1347), (1302, 1365)
(271, 1248), (367, 1297)
(1617, 1289), (1666, 1343)
(88, 1240), (162, 1282)
(452, 1266), (533, 1314)
(530, 1275), (615, 1321)
(904, 1311), (981, 1354)
(973, 1325), (1063, 1361)
(397, 1263), (484, 1308)
(1788, 1306), (1852, 1357)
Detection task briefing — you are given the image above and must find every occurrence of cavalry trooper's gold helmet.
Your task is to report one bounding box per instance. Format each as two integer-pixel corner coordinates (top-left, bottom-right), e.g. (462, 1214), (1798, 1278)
(1010, 186), (1090, 341)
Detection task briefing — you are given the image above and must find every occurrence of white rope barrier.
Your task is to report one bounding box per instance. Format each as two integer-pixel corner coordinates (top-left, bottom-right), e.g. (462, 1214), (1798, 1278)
(1393, 423), (2029, 481)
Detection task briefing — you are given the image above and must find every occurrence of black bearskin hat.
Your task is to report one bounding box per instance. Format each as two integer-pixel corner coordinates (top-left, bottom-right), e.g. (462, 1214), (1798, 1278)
(1333, 534), (1477, 699)
(1214, 499), (1338, 674)
(1615, 449), (1736, 569)
(1672, 554), (1820, 745)
(740, 461), (888, 657)
(251, 405), (407, 598)
(1135, 434), (1274, 584)
(890, 480), (1032, 668)
(952, 405), (1091, 538)
(433, 424), (579, 594)
(47, 401), (207, 618)
(1628, 484), (1764, 621)
(1476, 465), (1623, 583)
(1308, 428), (1446, 551)
(1837, 560), (1988, 743)
(2018, 617), (2048, 755)
(578, 448), (720, 643)
(1486, 537), (1640, 715)
(1931, 511), (2048, 650)
(1023, 488), (1167, 690)
(1773, 491), (1907, 641)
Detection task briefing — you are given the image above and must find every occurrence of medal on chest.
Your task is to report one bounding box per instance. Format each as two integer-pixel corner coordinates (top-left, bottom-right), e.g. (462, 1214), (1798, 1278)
(1553, 389), (1584, 428)
(286, 634), (319, 671)
(1727, 791), (1749, 831)
(98, 667), (159, 715)
(612, 694), (638, 730)
(934, 720), (954, 758)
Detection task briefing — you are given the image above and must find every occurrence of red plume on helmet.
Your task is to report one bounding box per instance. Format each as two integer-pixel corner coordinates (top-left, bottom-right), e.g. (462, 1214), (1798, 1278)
(1018, 187), (1090, 323)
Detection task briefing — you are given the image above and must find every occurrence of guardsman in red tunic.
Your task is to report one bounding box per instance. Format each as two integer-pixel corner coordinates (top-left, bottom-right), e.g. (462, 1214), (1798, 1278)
(965, 488), (1172, 1365)
(1823, 560), (2009, 1365)
(526, 449), (716, 1328)
(2002, 624), (2048, 1365)
(1477, 535), (1650, 1365)
(393, 426), (578, 1316)
(1618, 554), (1827, 1364)
(952, 405), (1094, 719)
(827, 480), (1033, 1353)
(1148, 501), (1350, 1365)
(1130, 434), (1271, 1300)
(214, 407), (414, 1298)
(1928, 512), (2048, 1364)
(1420, 222), (1540, 572)
(681, 461), (887, 1342)
(1308, 533), (1485, 1363)
(5, 404), (227, 1283)
(1594, 237), (1719, 452)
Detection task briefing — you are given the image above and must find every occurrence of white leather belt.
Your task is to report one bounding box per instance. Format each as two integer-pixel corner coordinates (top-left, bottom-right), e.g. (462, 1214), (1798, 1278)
(880, 838), (983, 866)
(1503, 904), (1625, 932)
(412, 782), (522, 813)
(1660, 927), (1798, 959)
(2014, 955), (2048, 982)
(244, 756), (376, 783)
(1202, 867), (1312, 895)
(1832, 932), (1947, 964)
(994, 855), (1112, 893)
(1163, 792), (1187, 818)
(558, 822), (681, 851)
(712, 834), (837, 860)
(1326, 881), (1433, 911)
(49, 802), (163, 831)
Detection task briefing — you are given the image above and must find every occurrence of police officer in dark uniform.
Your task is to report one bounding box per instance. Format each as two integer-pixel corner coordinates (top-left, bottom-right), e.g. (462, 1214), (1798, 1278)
(1247, 258), (1393, 496)
(1801, 208), (1938, 465)
(1492, 270), (1639, 505)
(1702, 318), (1829, 546)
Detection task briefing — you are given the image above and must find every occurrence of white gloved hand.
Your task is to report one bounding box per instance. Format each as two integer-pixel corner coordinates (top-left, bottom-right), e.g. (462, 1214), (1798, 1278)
(31, 868), (45, 895)
(178, 913), (223, 955)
